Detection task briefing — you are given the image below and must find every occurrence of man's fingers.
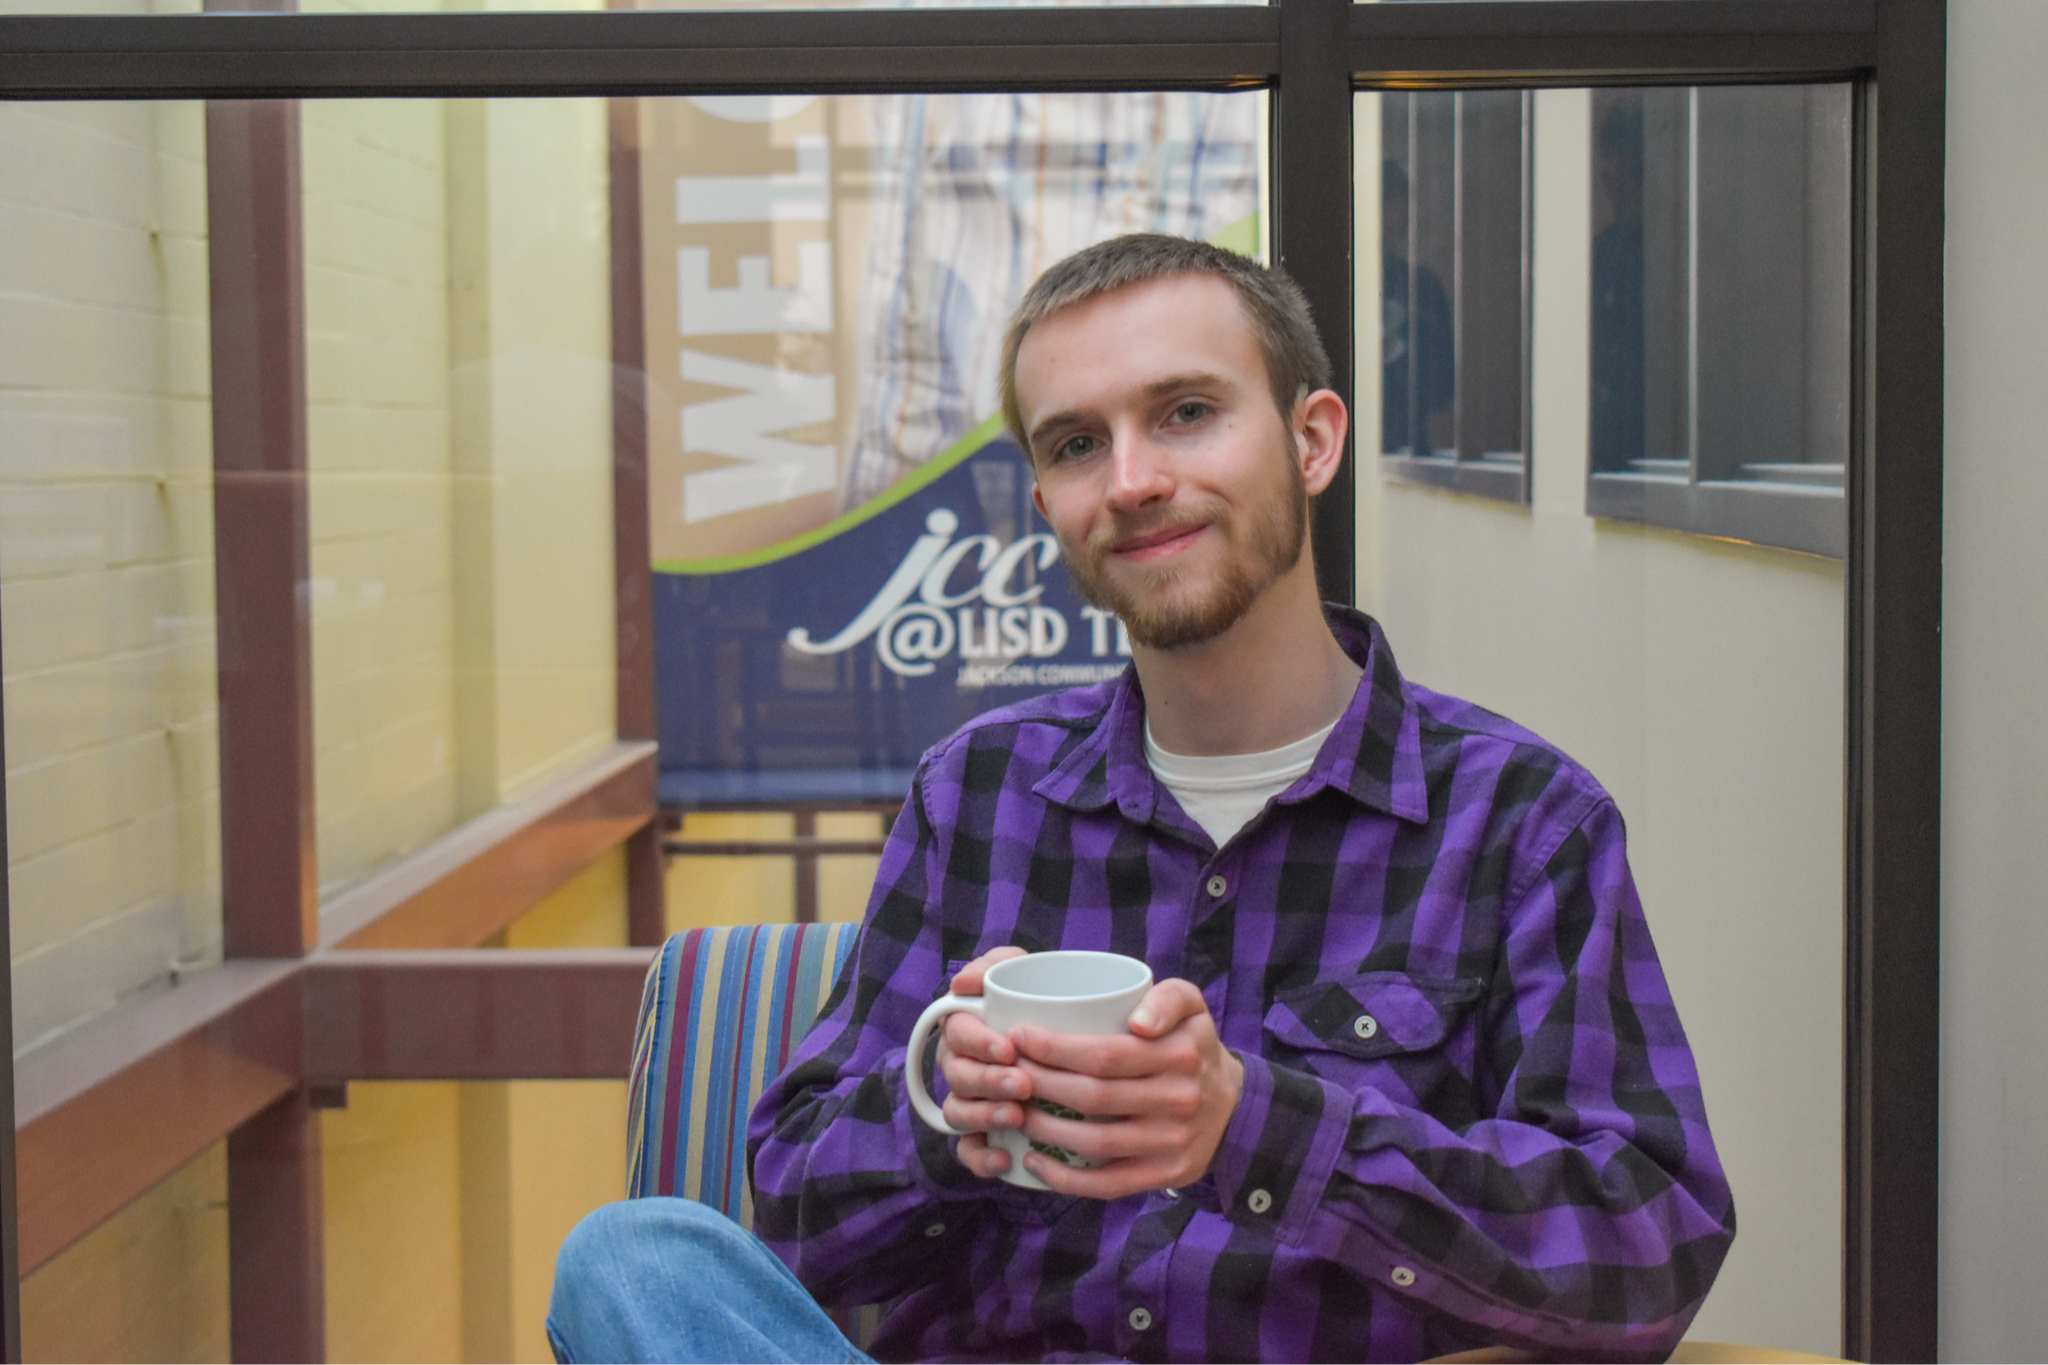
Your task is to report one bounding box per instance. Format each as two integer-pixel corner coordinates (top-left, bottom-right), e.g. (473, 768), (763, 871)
(954, 1132), (1015, 1181)
(948, 945), (1028, 998)
(940, 1050), (1031, 1103)
(1015, 1064), (1196, 1121)
(1126, 978), (1208, 1037)
(1017, 1150), (1178, 1202)
(1010, 1021), (1208, 1083)
(942, 1094), (1028, 1136)
(940, 1009), (1018, 1068)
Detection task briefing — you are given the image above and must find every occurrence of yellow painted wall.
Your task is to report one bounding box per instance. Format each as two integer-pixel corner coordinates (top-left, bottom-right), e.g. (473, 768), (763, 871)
(1354, 89), (1845, 1356)
(447, 94), (616, 808)
(20, 1144), (229, 1364)
(664, 809), (887, 932)
(0, 95), (221, 1055)
(815, 810), (886, 925)
(498, 853), (630, 1364)
(325, 849), (630, 1365)
(323, 1081), (467, 1364)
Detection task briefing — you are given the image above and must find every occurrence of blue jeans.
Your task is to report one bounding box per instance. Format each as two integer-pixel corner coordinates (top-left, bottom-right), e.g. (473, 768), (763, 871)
(547, 1198), (875, 1364)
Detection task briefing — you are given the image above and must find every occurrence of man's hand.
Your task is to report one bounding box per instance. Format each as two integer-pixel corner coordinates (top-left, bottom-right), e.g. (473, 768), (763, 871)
(938, 963), (1245, 1197)
(1009, 978), (1244, 1199)
(934, 947), (1033, 1179)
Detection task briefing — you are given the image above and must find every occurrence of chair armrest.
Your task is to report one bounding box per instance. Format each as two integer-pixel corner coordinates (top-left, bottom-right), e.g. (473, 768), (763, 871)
(624, 922), (861, 1227)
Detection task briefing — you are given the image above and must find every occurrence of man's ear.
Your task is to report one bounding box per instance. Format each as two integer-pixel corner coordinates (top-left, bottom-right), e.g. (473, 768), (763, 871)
(1295, 388), (1350, 496)
(1031, 481), (1049, 522)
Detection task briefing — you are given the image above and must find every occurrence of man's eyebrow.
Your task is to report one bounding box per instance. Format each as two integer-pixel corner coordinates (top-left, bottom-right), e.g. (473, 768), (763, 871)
(1026, 372), (1237, 451)
(1026, 409), (1087, 454)
(1142, 371), (1233, 400)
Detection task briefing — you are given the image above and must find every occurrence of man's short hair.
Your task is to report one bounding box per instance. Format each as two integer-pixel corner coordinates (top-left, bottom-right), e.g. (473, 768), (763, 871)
(997, 233), (1333, 457)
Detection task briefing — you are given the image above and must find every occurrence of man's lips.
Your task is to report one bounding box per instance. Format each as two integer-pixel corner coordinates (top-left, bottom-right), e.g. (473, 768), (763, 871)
(1109, 522), (1206, 562)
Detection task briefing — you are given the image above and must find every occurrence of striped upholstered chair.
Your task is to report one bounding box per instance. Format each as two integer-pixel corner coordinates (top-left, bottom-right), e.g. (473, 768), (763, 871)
(625, 921), (862, 1222)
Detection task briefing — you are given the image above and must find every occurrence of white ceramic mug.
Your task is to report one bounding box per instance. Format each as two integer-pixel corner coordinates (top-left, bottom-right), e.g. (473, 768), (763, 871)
(905, 950), (1154, 1189)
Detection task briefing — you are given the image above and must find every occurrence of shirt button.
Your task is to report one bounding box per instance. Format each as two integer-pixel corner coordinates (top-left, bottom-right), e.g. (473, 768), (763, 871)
(1163, 1187), (1181, 1200)
(1391, 1266), (1417, 1288)
(923, 1222), (945, 1238)
(1206, 875), (1227, 898)
(1353, 1014), (1379, 1040)
(1128, 1307), (1153, 1331)
(1247, 1188), (1272, 1214)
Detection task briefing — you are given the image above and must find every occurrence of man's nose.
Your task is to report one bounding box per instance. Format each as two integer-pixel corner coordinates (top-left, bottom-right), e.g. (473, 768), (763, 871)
(1104, 432), (1174, 510)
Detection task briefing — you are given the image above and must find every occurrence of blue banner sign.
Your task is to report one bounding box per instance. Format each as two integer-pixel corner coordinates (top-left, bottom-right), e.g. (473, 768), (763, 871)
(655, 437), (1125, 807)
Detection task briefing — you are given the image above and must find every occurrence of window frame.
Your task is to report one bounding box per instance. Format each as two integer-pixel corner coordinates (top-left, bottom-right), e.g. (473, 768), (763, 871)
(1583, 80), (1853, 558)
(1376, 86), (1536, 507)
(0, 3), (1940, 1362)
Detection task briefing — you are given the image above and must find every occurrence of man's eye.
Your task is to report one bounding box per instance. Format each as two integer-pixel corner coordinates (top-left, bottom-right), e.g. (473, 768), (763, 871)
(1054, 434), (1098, 462)
(1170, 401), (1210, 424)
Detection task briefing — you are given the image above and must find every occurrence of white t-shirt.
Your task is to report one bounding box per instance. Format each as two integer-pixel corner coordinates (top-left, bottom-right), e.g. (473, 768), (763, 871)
(1144, 717), (1338, 848)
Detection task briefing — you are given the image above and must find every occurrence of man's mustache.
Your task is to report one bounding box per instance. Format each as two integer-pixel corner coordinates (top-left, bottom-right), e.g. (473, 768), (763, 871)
(1087, 509), (1218, 555)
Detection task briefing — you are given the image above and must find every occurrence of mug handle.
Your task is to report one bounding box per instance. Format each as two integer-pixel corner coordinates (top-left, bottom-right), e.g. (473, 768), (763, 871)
(905, 994), (986, 1136)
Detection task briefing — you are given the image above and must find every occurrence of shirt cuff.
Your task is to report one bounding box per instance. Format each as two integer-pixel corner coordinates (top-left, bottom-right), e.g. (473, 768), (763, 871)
(1206, 1050), (1353, 1246)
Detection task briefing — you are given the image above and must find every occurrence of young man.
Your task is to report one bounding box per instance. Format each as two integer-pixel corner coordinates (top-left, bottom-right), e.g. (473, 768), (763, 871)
(549, 235), (1734, 1363)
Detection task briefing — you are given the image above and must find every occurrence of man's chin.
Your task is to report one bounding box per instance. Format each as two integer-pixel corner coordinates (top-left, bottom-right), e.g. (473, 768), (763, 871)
(1102, 584), (1259, 652)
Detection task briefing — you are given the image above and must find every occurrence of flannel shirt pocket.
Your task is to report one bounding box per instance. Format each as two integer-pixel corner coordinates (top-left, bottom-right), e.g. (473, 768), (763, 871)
(1260, 973), (1485, 1104)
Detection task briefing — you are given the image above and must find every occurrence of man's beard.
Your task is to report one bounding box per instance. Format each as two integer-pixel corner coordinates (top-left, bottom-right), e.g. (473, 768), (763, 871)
(1059, 451), (1309, 651)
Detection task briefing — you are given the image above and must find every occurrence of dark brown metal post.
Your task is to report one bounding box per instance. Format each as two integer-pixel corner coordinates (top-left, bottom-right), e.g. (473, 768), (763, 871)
(793, 810), (819, 925)
(207, 52), (325, 1361)
(226, 1092), (324, 1365)
(1277, 0), (1355, 606)
(610, 92), (667, 948)
(208, 95), (316, 962)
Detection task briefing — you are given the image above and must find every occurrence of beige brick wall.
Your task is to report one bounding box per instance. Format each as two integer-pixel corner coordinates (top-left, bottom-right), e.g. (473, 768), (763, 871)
(301, 85), (616, 888)
(302, 97), (464, 891)
(0, 99), (220, 1054)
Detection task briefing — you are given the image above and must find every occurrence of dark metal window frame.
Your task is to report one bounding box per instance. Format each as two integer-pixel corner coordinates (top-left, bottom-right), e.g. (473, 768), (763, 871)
(1583, 82), (1853, 559)
(0, 2), (1940, 1362)
(1587, 469), (1850, 557)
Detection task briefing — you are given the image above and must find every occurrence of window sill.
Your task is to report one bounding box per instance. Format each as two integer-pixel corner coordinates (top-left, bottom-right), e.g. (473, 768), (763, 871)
(1586, 470), (1844, 558)
(1380, 452), (1528, 506)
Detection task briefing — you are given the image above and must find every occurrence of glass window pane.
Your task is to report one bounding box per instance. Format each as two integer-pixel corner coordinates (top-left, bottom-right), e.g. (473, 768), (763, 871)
(1356, 83), (1846, 1357)
(1372, 89), (1529, 502)
(303, 96), (621, 892)
(643, 90), (1266, 797)
(1586, 84), (1851, 555)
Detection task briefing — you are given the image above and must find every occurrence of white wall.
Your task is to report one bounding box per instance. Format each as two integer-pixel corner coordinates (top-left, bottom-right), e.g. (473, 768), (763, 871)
(1355, 88), (1847, 1355)
(1939, 4), (2048, 1360)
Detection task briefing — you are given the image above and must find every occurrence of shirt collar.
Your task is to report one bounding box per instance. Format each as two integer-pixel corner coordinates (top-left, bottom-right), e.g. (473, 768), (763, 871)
(1033, 606), (1431, 827)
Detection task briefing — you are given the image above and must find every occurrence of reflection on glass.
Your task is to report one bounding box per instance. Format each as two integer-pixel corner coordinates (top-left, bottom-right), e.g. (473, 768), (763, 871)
(1587, 86), (1851, 512)
(1376, 89), (1529, 500)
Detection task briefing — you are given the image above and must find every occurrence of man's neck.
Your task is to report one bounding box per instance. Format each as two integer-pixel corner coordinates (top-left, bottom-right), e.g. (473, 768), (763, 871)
(1131, 560), (1364, 758)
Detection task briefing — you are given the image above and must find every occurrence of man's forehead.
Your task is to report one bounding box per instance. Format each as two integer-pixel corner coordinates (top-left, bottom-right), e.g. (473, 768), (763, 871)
(1032, 269), (1248, 339)
(1014, 272), (1260, 407)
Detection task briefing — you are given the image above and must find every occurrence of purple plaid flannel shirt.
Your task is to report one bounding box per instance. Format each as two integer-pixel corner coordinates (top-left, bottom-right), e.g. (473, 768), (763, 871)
(748, 608), (1734, 1363)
